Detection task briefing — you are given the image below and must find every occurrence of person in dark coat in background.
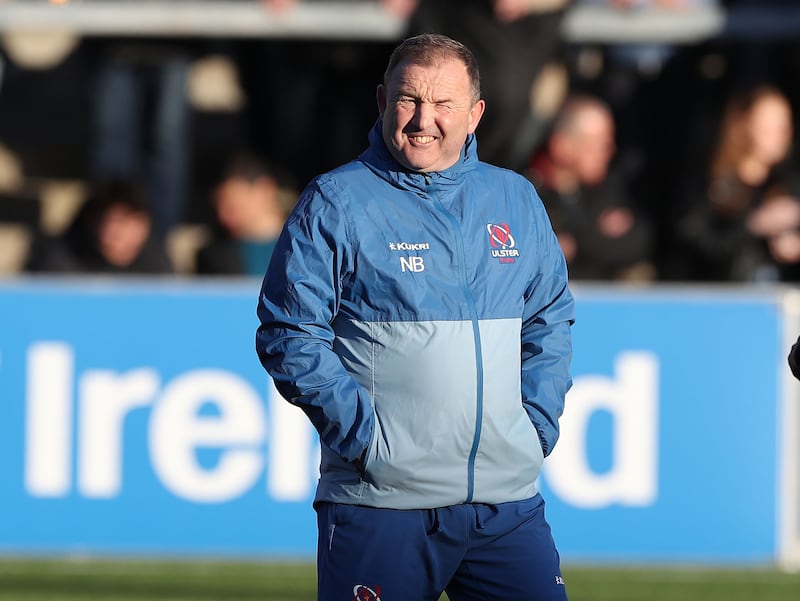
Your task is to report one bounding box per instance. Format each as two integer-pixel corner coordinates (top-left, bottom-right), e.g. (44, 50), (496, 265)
(527, 94), (656, 281)
(24, 178), (174, 275)
(674, 84), (800, 282)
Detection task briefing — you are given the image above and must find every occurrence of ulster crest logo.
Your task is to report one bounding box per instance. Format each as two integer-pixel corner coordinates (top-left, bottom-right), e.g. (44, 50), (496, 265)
(353, 584), (382, 601)
(486, 223), (520, 263)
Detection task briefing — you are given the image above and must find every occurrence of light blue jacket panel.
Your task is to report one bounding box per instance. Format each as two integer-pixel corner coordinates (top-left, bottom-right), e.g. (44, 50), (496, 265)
(256, 121), (574, 509)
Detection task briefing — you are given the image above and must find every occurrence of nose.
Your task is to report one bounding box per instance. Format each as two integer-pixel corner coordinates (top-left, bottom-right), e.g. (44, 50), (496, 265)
(411, 101), (436, 130)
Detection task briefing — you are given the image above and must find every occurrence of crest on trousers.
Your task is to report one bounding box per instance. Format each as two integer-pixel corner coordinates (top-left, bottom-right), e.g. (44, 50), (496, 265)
(353, 584), (382, 601)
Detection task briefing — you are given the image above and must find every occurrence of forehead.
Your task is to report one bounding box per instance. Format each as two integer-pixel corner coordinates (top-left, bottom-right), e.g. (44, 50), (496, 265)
(387, 58), (471, 95)
(577, 107), (613, 133)
(750, 95), (791, 120)
(104, 205), (147, 222)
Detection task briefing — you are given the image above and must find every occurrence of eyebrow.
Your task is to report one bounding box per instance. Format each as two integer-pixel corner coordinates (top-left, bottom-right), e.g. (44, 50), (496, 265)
(394, 89), (457, 104)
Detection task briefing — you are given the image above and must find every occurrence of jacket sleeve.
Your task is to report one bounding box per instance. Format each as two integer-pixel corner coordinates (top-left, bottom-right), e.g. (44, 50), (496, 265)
(521, 188), (575, 457)
(255, 181), (373, 464)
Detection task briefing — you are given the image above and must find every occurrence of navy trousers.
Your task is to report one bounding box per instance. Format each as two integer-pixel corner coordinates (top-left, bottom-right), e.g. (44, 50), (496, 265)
(316, 494), (568, 601)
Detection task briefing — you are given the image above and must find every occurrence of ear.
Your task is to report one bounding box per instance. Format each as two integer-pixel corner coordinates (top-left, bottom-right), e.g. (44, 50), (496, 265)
(467, 99), (486, 134)
(376, 84), (387, 115)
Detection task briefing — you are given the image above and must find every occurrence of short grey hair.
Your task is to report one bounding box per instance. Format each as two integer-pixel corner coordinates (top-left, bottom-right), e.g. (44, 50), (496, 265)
(383, 33), (481, 104)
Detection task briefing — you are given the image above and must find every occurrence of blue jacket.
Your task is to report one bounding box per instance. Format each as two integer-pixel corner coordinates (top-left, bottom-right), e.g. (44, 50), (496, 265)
(256, 122), (574, 509)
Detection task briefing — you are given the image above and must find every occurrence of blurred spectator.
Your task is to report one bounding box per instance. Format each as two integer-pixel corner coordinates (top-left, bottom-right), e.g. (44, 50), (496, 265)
(722, 1), (800, 172)
(675, 84), (800, 281)
(574, 0), (719, 153)
(195, 153), (290, 276)
(234, 0), (399, 189)
(401, 0), (572, 172)
(569, 0), (724, 280)
(527, 94), (656, 281)
(24, 178), (174, 275)
(85, 37), (196, 239)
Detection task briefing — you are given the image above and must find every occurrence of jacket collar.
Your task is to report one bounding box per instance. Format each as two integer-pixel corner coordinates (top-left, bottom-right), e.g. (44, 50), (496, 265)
(359, 119), (479, 195)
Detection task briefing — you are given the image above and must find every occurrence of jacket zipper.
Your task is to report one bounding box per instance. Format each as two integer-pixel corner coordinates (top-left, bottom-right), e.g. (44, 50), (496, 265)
(426, 175), (484, 503)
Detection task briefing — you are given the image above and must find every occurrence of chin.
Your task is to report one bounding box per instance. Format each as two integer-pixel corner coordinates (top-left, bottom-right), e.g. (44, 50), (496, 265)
(404, 151), (442, 171)
(398, 157), (430, 172)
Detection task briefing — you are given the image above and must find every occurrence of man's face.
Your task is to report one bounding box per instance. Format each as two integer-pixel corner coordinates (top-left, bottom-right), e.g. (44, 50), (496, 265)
(377, 58), (485, 173)
(564, 106), (615, 186)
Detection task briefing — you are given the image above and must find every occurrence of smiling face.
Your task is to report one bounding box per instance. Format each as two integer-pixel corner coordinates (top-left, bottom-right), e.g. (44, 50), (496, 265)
(377, 58), (485, 173)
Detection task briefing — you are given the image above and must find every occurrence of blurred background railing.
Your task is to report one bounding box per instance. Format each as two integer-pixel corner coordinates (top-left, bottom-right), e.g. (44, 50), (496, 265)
(0, 2), (799, 42)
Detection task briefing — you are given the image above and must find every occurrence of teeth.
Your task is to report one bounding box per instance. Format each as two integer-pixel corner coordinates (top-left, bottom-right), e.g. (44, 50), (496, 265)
(412, 136), (435, 143)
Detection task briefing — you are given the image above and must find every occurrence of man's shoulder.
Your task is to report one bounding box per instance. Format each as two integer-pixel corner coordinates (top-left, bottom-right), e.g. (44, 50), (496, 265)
(318, 157), (372, 182)
(308, 158), (377, 195)
(292, 158), (381, 217)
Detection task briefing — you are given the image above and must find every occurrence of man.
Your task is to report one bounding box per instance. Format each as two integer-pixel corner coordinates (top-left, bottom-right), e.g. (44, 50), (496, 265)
(527, 94), (655, 281)
(256, 34), (574, 601)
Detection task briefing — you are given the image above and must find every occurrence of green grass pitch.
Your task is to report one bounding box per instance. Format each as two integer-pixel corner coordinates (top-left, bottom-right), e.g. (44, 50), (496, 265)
(1, 558), (799, 600)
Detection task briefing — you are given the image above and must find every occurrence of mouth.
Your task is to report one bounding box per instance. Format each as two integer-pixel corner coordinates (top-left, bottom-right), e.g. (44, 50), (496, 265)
(407, 134), (437, 145)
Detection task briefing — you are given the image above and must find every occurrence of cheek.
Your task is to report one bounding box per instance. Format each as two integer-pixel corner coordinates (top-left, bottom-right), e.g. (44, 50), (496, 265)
(391, 107), (415, 131)
(444, 113), (473, 138)
(382, 113), (398, 140)
(219, 202), (245, 225)
(99, 221), (122, 245)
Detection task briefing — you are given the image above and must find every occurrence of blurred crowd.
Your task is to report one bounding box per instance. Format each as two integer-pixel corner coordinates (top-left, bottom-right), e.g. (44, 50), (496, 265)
(1, 0), (800, 283)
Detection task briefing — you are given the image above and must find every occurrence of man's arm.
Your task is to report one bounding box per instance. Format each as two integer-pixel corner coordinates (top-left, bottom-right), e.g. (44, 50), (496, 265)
(255, 183), (373, 463)
(520, 198), (575, 456)
(789, 335), (800, 381)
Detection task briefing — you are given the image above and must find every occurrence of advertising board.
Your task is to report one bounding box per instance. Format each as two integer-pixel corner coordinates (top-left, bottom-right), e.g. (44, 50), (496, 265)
(0, 281), (791, 563)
